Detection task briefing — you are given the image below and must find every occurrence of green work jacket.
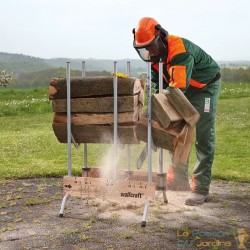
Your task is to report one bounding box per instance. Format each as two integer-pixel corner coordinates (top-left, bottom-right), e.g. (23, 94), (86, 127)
(151, 35), (220, 92)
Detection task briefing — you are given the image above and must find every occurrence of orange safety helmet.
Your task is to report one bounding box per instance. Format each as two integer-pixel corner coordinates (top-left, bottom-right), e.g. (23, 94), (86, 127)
(134, 17), (159, 46)
(133, 17), (168, 62)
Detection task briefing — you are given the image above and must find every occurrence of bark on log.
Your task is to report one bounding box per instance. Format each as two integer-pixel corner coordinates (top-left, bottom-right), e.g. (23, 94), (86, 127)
(53, 123), (139, 144)
(53, 112), (139, 125)
(152, 93), (183, 129)
(52, 95), (139, 113)
(49, 77), (145, 99)
(163, 88), (200, 126)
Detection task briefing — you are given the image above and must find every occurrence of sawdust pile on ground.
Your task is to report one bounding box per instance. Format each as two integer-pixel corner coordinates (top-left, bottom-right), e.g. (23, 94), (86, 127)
(0, 178), (249, 250)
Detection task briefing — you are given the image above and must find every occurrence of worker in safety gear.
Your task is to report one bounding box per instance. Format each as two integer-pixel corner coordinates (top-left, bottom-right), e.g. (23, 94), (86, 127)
(133, 17), (221, 206)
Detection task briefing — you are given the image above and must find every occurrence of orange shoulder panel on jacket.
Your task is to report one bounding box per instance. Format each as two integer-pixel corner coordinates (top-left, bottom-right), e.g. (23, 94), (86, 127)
(190, 79), (206, 88)
(167, 35), (186, 62)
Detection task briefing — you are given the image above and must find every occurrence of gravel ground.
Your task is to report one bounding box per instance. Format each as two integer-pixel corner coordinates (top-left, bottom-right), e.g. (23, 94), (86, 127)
(0, 178), (249, 250)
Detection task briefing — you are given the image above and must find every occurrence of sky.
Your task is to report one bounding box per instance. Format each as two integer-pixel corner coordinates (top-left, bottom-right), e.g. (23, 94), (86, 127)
(0, 0), (250, 61)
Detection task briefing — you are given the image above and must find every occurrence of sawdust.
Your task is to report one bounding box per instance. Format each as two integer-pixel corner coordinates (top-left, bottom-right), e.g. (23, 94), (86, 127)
(99, 146), (120, 179)
(0, 178), (249, 250)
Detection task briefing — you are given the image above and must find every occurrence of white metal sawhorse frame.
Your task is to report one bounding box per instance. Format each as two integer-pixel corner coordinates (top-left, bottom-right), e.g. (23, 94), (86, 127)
(59, 61), (168, 227)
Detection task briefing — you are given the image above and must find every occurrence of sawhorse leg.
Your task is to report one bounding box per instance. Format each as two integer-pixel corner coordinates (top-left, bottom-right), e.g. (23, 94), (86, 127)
(141, 189), (168, 227)
(141, 200), (152, 227)
(59, 193), (70, 217)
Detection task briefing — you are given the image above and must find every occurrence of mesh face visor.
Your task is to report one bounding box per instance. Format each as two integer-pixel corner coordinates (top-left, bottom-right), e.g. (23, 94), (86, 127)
(133, 34), (166, 62)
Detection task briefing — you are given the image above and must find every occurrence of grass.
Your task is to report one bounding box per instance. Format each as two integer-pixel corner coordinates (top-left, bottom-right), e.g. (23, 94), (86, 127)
(189, 83), (250, 181)
(0, 87), (51, 117)
(0, 114), (109, 178)
(213, 97), (250, 181)
(0, 83), (249, 182)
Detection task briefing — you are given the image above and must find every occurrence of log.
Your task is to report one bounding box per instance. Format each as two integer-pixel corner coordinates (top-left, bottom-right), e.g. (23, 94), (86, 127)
(49, 77), (145, 99)
(172, 124), (195, 165)
(140, 113), (187, 139)
(152, 93), (183, 129)
(53, 112), (139, 125)
(53, 123), (139, 144)
(163, 88), (200, 126)
(135, 117), (177, 151)
(52, 95), (139, 113)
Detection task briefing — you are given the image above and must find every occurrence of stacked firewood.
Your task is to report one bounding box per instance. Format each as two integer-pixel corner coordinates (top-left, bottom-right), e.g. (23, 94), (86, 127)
(49, 76), (145, 145)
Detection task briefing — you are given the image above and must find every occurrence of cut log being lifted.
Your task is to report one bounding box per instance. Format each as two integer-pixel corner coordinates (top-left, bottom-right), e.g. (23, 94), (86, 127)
(134, 89), (200, 165)
(135, 116), (179, 151)
(151, 93), (183, 129)
(172, 124), (195, 165)
(163, 88), (200, 127)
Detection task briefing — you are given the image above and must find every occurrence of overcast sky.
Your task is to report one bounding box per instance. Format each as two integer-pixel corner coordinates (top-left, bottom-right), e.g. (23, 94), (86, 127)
(1, 0), (249, 61)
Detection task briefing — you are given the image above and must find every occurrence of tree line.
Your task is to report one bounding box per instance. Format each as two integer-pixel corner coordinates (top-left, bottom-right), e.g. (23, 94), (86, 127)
(0, 68), (111, 88)
(221, 67), (250, 82)
(1, 66), (250, 88)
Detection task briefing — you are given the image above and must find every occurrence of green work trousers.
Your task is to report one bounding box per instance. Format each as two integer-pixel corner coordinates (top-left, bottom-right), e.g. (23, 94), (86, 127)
(184, 79), (221, 194)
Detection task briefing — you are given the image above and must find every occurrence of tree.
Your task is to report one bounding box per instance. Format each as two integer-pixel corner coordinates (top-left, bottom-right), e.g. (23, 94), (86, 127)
(0, 70), (13, 87)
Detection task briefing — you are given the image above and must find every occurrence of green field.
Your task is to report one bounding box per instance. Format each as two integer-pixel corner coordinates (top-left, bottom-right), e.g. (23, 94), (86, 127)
(0, 83), (249, 181)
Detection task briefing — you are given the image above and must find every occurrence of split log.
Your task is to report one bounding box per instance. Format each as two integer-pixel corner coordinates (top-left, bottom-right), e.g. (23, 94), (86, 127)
(163, 88), (200, 126)
(135, 117), (177, 151)
(172, 124), (195, 165)
(152, 93), (183, 129)
(49, 77), (145, 99)
(53, 123), (139, 144)
(52, 95), (140, 113)
(53, 112), (139, 125)
(139, 113), (186, 138)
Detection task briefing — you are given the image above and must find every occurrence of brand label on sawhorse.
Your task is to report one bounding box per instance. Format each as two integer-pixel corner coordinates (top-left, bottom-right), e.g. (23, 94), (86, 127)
(63, 176), (155, 202)
(121, 192), (143, 198)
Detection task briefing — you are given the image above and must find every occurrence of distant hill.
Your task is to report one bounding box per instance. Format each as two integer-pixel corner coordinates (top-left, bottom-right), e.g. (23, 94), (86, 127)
(0, 52), (147, 77)
(0, 52), (51, 76)
(44, 58), (147, 74)
(17, 67), (111, 87)
(1, 52), (250, 76)
(1, 52), (250, 87)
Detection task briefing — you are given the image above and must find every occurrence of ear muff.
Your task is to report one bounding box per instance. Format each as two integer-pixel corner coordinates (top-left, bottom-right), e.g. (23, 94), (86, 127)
(155, 24), (168, 39)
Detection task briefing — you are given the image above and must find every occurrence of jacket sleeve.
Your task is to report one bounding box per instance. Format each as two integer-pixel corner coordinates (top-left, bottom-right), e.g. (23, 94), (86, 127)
(169, 53), (194, 92)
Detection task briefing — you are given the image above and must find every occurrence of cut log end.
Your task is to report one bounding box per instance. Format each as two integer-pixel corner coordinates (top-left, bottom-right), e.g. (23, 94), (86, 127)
(163, 88), (200, 126)
(48, 86), (57, 100)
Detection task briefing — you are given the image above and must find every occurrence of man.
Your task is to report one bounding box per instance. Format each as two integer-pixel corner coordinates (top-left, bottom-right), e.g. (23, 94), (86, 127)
(132, 17), (221, 206)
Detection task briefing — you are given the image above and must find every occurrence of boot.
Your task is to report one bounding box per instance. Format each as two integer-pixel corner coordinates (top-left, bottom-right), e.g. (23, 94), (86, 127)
(185, 192), (211, 206)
